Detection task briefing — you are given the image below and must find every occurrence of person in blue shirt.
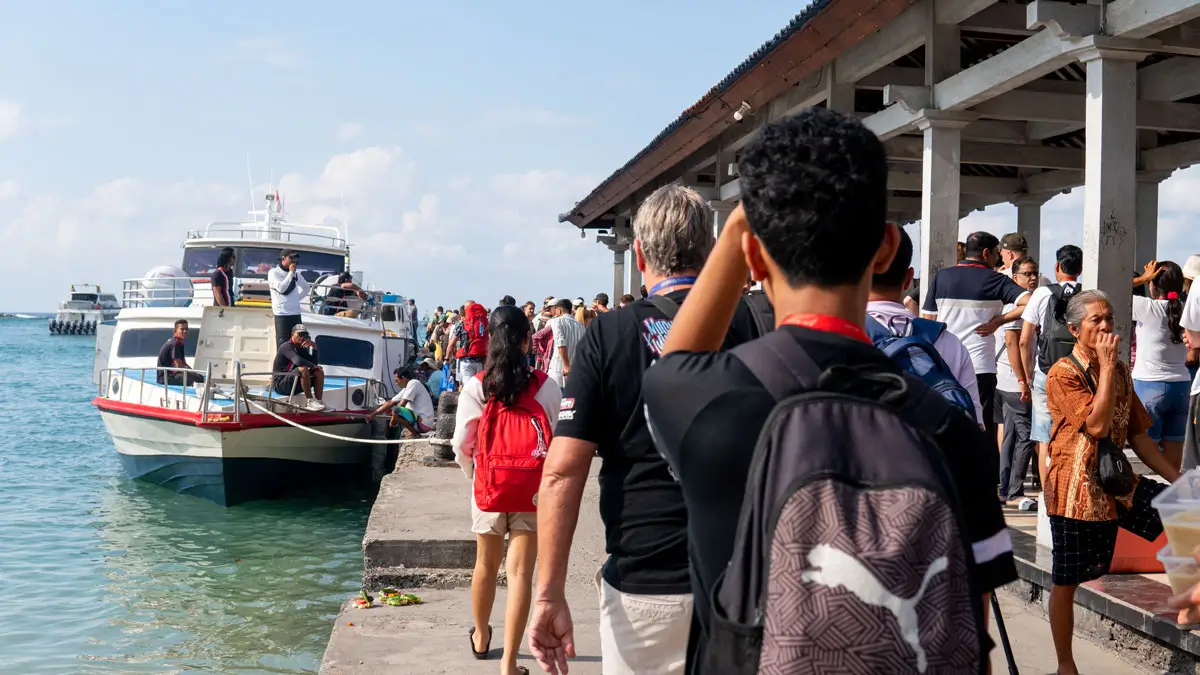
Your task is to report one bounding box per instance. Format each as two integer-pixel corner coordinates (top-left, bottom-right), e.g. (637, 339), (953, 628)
(419, 358), (443, 401)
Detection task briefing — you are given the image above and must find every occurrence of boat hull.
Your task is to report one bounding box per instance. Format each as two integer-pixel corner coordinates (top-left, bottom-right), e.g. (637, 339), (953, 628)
(99, 407), (372, 506)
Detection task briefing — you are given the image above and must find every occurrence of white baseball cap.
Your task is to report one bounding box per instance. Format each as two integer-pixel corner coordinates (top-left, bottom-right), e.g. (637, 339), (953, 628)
(1183, 254), (1200, 281)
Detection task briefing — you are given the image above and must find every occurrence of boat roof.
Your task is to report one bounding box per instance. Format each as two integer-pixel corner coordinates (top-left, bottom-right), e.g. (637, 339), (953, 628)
(183, 194), (348, 253)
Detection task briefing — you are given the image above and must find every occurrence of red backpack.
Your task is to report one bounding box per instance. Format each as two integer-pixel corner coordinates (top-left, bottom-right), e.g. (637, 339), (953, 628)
(473, 370), (552, 513)
(457, 304), (490, 359)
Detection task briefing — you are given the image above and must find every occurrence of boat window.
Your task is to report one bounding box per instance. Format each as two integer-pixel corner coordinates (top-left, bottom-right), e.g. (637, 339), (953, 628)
(182, 247), (222, 276)
(116, 328), (200, 358)
(314, 335), (373, 369)
(71, 293), (99, 303)
(237, 248), (345, 281)
(381, 306), (397, 322)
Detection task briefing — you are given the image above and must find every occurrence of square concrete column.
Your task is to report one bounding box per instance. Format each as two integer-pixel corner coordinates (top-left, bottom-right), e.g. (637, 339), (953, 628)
(710, 201), (734, 238)
(1079, 49), (1146, 360)
(628, 249), (642, 298)
(916, 115), (972, 302)
(1012, 195), (1050, 264)
(612, 248), (626, 300)
(1135, 171), (1172, 268)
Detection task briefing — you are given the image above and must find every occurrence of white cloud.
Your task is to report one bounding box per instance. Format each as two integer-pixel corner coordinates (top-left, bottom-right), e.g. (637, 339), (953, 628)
(335, 122), (363, 141)
(483, 106), (590, 129)
(0, 101), (21, 141)
(0, 181), (17, 201)
(232, 37), (301, 68)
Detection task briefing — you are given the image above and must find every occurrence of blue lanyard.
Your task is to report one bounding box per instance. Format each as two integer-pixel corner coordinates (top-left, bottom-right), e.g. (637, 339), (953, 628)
(649, 276), (698, 296)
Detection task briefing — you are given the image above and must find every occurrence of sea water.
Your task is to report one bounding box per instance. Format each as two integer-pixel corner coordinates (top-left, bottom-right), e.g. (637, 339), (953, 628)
(0, 317), (371, 674)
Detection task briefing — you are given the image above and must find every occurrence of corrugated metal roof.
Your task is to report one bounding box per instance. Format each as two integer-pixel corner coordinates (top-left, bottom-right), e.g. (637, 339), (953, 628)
(559, 0), (834, 224)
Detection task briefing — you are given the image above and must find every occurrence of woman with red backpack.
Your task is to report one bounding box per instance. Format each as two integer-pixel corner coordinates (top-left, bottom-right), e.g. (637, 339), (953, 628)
(452, 305), (563, 675)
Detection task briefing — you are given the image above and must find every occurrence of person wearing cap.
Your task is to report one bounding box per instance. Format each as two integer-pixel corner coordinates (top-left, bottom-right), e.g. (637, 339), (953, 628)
(999, 233), (1054, 286)
(325, 272), (367, 317)
(546, 297), (586, 388)
(1184, 254), (1200, 295)
(419, 357), (443, 400)
(268, 249), (310, 344)
(272, 324), (326, 411)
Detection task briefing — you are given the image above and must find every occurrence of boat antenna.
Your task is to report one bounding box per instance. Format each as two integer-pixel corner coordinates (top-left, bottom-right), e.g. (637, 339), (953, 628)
(341, 189), (349, 245)
(245, 155), (255, 211)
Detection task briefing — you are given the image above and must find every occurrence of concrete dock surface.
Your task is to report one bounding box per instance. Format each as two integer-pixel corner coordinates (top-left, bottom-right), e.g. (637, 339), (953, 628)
(322, 461), (1159, 674)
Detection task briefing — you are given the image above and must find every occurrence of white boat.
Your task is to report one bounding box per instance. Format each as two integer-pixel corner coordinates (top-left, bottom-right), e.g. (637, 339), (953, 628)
(49, 284), (120, 335)
(92, 194), (417, 506)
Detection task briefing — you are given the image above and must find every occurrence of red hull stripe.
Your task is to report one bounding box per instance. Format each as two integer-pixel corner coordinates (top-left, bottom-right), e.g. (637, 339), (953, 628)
(92, 397), (364, 431)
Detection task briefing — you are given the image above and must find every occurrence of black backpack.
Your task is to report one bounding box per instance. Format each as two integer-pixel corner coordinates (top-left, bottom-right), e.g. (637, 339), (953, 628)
(1037, 283), (1081, 374)
(700, 329), (987, 675)
(743, 289), (775, 337)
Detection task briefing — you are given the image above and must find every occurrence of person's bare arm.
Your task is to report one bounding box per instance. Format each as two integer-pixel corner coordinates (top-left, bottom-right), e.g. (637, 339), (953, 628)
(536, 437), (596, 601)
(661, 204), (751, 355)
(1133, 260), (1161, 287)
(1131, 432), (1182, 483)
(1004, 329), (1030, 402)
(557, 345), (570, 374)
(1019, 321), (1038, 384)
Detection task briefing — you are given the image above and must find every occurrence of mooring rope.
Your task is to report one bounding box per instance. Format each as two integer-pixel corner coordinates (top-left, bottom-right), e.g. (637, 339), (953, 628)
(242, 397), (436, 445)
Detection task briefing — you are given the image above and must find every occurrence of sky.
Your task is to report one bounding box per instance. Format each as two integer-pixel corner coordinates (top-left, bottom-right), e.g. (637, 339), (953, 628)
(2, 1), (1198, 312)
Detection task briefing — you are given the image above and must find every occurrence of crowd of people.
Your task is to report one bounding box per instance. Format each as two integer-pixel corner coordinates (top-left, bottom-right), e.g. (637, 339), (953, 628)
(399, 109), (1200, 675)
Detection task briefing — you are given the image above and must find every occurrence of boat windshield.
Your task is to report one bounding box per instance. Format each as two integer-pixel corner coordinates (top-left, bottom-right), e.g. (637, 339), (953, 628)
(71, 293), (98, 303)
(182, 246), (346, 281)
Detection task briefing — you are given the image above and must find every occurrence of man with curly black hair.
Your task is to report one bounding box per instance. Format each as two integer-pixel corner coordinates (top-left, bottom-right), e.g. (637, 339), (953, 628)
(642, 108), (1016, 671)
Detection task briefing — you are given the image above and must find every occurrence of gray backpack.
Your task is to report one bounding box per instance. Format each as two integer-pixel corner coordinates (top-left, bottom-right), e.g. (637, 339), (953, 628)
(700, 329), (987, 674)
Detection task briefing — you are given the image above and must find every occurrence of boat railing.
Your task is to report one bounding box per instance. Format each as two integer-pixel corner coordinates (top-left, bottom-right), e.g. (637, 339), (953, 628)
(121, 277), (196, 308)
(100, 364), (383, 425)
(187, 222), (346, 249)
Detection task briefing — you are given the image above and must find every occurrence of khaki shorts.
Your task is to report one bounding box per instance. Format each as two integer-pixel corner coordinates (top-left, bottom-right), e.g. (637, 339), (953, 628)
(595, 567), (692, 675)
(470, 496), (537, 536)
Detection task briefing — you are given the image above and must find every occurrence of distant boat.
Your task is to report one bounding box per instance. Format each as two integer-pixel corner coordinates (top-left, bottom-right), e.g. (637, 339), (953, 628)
(48, 284), (120, 335)
(92, 192), (418, 506)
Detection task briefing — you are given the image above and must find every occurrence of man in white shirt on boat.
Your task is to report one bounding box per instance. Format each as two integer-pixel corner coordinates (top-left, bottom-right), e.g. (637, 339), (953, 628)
(366, 367), (434, 436)
(268, 249), (309, 344)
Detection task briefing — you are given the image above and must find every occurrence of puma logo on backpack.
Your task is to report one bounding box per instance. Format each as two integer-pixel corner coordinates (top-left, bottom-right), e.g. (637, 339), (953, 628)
(699, 330), (987, 675)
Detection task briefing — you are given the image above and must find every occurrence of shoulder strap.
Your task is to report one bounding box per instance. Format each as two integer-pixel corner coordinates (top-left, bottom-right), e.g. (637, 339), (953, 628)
(1065, 353), (1096, 393)
(731, 330), (824, 401)
(742, 290), (775, 336)
(864, 315), (892, 342)
(648, 294), (679, 319)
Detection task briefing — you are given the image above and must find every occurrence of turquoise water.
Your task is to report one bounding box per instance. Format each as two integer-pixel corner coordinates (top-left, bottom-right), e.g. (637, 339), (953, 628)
(0, 318), (372, 674)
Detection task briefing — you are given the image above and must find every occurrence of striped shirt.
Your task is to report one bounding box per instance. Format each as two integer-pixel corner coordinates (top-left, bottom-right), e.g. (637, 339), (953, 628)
(548, 315), (587, 377)
(922, 262), (1030, 375)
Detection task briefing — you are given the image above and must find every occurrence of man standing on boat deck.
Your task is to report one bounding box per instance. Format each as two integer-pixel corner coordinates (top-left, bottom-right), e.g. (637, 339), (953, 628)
(268, 249), (309, 344)
(157, 319), (205, 385)
(210, 247), (236, 307)
(272, 324), (326, 411)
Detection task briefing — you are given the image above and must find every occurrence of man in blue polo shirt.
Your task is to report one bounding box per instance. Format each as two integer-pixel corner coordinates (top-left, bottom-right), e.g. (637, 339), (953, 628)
(922, 231), (1031, 458)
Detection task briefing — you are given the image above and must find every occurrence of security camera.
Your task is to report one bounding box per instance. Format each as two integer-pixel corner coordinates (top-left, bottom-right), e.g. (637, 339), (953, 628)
(580, 230), (585, 239)
(732, 101), (753, 122)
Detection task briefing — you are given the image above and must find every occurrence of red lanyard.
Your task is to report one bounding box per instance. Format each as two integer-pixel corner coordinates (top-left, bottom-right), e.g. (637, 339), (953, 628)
(958, 260), (990, 270)
(779, 313), (872, 344)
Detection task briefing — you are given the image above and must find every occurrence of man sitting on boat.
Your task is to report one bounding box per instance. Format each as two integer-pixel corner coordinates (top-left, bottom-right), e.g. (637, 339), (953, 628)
(324, 272), (367, 317)
(273, 324), (327, 411)
(366, 367), (434, 436)
(268, 249), (309, 344)
(157, 319), (205, 385)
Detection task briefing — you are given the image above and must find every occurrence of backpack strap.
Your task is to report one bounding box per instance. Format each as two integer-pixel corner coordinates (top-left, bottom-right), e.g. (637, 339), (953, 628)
(742, 290), (775, 337)
(648, 294), (680, 319)
(731, 330), (824, 401)
(908, 316), (947, 344)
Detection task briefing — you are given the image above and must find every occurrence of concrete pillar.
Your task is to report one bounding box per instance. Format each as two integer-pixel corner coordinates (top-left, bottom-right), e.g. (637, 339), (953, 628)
(628, 249), (642, 298)
(1134, 172), (1171, 267)
(1078, 49), (1146, 360)
(710, 201), (734, 238)
(1012, 195), (1049, 264)
(916, 115), (971, 303)
(612, 247), (626, 301)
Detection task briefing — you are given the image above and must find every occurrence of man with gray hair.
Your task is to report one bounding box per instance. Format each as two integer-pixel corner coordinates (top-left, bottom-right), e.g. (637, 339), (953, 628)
(530, 184), (762, 675)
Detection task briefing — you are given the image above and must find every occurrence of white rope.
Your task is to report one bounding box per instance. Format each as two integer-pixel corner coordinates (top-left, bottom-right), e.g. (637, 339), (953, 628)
(242, 397), (436, 445)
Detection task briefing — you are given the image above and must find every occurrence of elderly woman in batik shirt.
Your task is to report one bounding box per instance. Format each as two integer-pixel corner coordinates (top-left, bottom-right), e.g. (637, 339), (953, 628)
(1043, 290), (1181, 675)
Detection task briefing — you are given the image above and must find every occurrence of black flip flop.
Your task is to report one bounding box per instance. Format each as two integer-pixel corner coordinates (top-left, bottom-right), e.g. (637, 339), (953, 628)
(469, 625), (492, 659)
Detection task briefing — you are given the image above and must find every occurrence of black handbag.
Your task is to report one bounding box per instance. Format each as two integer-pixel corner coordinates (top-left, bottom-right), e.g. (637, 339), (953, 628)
(1066, 354), (1135, 496)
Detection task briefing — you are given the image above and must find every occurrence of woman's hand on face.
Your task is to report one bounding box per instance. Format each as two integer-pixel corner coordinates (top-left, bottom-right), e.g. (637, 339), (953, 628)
(1096, 333), (1120, 371)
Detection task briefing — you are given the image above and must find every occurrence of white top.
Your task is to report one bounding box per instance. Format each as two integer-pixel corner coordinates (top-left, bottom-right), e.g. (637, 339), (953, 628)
(267, 265), (310, 316)
(548, 315), (587, 374)
(867, 301), (984, 424)
(392, 378), (435, 423)
(451, 373), (563, 478)
(1131, 296), (1191, 383)
(1181, 289), (1200, 395)
(994, 302), (1025, 394)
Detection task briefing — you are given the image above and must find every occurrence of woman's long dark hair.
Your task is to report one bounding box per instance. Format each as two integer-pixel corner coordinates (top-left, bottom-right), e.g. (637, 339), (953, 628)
(482, 305), (533, 406)
(1153, 260), (1186, 344)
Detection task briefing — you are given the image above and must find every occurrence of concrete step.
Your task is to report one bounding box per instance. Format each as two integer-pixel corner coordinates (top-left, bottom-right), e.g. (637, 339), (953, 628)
(364, 566), (505, 590)
(363, 468), (478, 570)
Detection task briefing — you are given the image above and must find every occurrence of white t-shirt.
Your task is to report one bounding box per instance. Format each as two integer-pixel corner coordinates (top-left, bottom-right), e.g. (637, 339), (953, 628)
(867, 301), (984, 424)
(450, 373), (563, 478)
(392, 378), (435, 423)
(1131, 295), (1191, 383)
(1181, 289), (1200, 395)
(267, 265), (309, 316)
(994, 303), (1024, 394)
(1020, 281), (1083, 372)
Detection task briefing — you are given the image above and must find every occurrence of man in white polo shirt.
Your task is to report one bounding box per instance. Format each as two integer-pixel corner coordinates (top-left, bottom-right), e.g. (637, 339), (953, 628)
(1181, 281), (1200, 470)
(267, 249), (309, 344)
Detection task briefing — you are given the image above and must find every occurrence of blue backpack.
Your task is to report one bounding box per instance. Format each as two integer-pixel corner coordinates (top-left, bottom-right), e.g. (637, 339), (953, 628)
(865, 315), (977, 423)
